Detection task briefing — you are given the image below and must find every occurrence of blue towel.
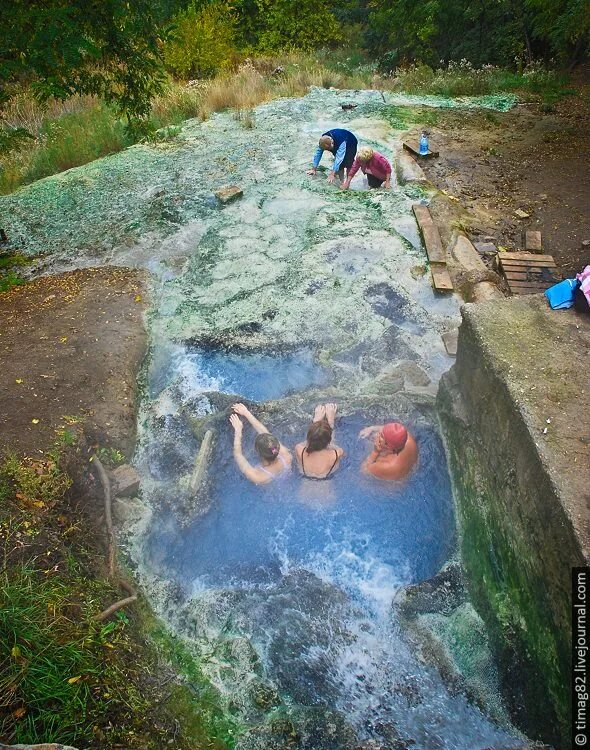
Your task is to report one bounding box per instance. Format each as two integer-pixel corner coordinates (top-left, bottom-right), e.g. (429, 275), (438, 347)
(545, 278), (580, 309)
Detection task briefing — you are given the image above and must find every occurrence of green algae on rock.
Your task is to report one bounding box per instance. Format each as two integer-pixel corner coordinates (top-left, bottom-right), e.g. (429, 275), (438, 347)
(437, 295), (590, 748)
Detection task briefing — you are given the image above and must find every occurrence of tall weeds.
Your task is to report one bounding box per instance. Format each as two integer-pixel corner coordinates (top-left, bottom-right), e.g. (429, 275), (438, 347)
(0, 54), (571, 195)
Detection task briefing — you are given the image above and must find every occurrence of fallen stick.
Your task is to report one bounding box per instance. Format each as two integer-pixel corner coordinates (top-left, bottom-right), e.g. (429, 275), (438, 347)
(92, 580), (138, 622)
(189, 429), (214, 494)
(91, 454), (116, 577)
(91, 454), (137, 621)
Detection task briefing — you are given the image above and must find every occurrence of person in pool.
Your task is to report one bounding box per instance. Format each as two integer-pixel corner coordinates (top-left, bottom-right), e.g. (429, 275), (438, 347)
(295, 403), (344, 479)
(229, 403), (292, 485)
(341, 146), (392, 191)
(306, 128), (358, 184)
(359, 422), (418, 481)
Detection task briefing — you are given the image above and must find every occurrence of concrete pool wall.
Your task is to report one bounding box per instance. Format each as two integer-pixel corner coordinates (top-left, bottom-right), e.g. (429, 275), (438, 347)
(438, 295), (590, 748)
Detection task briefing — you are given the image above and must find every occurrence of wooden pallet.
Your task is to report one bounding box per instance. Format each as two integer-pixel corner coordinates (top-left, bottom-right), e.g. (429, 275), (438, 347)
(403, 142), (439, 159)
(498, 252), (561, 295)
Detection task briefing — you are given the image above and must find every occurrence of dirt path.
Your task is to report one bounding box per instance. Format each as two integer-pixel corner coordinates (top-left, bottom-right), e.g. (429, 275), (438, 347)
(0, 267), (147, 458)
(416, 71), (590, 274)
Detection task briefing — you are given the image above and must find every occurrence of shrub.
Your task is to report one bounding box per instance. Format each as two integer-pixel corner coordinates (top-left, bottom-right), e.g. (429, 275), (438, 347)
(163, 1), (237, 79)
(255, 0), (342, 52)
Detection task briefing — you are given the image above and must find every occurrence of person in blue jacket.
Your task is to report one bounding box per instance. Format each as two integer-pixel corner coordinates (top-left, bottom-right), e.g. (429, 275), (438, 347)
(306, 128), (358, 184)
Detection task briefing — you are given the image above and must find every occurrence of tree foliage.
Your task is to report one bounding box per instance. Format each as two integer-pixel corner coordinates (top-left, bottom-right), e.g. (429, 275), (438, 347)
(0, 0), (167, 130)
(366, 0), (589, 66)
(163, 1), (237, 77)
(253, 0), (342, 52)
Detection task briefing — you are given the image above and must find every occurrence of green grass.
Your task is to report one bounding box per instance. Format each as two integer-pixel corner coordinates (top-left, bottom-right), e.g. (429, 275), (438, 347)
(390, 61), (573, 100)
(0, 271), (26, 294)
(0, 450), (234, 748)
(0, 53), (575, 195)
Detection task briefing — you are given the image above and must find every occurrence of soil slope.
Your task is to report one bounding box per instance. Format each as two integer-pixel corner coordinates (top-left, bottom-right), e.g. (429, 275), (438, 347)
(0, 267), (147, 458)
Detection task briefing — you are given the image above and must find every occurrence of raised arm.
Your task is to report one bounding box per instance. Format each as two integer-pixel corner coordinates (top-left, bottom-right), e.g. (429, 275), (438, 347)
(358, 424), (383, 440)
(232, 403), (269, 435)
(230, 415), (270, 484)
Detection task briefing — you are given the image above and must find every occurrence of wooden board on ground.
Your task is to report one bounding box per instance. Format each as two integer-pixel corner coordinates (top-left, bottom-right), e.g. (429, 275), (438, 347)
(442, 329), (458, 356)
(412, 204), (434, 227)
(430, 263), (454, 292)
(525, 230), (542, 252)
(403, 142), (439, 159)
(498, 251), (560, 296)
(412, 205), (445, 263)
(420, 224), (446, 263)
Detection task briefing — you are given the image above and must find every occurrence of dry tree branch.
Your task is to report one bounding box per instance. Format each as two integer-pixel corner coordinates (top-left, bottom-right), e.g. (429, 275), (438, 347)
(90, 453), (138, 621)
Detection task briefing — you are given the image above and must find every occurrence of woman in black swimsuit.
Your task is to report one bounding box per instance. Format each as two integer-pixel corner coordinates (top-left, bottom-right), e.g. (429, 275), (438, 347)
(295, 403), (344, 480)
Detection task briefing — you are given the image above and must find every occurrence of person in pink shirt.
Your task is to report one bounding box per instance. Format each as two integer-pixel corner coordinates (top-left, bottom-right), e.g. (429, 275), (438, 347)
(341, 146), (392, 191)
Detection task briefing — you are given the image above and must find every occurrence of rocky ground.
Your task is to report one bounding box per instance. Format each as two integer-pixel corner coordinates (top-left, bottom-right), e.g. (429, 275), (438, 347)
(416, 66), (590, 274)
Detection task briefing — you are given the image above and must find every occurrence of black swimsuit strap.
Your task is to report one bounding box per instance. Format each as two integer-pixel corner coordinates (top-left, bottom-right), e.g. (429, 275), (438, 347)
(301, 447), (339, 479)
(326, 449), (339, 477)
(300, 447), (308, 477)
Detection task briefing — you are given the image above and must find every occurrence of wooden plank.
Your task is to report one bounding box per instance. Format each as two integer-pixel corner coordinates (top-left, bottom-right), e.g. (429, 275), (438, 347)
(419, 224), (446, 263)
(504, 270), (561, 282)
(501, 252), (554, 262)
(506, 280), (554, 289)
(412, 204), (434, 227)
(430, 263), (454, 292)
(525, 230), (542, 252)
(403, 142), (439, 159)
(500, 259), (556, 269)
(513, 287), (546, 295)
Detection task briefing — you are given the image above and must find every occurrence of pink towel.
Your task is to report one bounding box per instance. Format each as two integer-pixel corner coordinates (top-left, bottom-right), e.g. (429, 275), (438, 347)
(576, 265), (590, 304)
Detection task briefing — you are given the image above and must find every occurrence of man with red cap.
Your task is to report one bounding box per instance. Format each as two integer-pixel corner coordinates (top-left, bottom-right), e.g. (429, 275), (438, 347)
(359, 422), (418, 481)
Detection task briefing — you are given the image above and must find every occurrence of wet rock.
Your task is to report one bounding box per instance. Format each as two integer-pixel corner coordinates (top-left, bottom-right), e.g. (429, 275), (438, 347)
(0, 746), (80, 750)
(215, 185), (243, 204)
(251, 679), (282, 710)
(112, 495), (145, 524)
(364, 284), (423, 330)
(110, 463), (140, 497)
(395, 559), (466, 618)
(410, 264), (427, 279)
(474, 242), (498, 256)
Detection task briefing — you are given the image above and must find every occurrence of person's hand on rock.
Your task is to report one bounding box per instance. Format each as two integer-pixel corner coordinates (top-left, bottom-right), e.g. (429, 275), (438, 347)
(232, 403), (250, 416)
(230, 414), (243, 433)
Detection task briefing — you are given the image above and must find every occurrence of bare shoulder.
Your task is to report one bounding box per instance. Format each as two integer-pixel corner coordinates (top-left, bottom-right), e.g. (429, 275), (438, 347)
(280, 445), (293, 465)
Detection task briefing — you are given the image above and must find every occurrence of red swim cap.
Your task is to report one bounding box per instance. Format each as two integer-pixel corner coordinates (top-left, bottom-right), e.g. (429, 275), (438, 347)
(382, 422), (408, 451)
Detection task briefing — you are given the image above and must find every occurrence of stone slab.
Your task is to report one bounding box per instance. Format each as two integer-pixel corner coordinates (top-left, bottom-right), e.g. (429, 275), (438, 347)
(215, 185), (243, 204)
(474, 241), (498, 256)
(525, 230), (542, 252)
(396, 150), (428, 184)
(111, 464), (140, 497)
(450, 234), (487, 273)
(441, 329), (459, 356)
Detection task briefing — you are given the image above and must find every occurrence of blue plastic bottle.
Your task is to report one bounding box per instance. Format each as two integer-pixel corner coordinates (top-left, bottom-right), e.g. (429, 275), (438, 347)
(419, 132), (429, 155)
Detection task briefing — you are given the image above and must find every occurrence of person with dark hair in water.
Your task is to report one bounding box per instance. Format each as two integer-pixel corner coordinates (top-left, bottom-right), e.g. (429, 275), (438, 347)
(295, 403), (344, 479)
(230, 403), (292, 485)
(306, 128), (358, 184)
(359, 422), (418, 481)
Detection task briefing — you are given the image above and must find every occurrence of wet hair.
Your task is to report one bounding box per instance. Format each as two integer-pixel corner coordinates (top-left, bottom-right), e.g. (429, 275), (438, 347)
(319, 135), (333, 150)
(357, 146), (374, 163)
(306, 420), (333, 452)
(255, 433), (281, 462)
